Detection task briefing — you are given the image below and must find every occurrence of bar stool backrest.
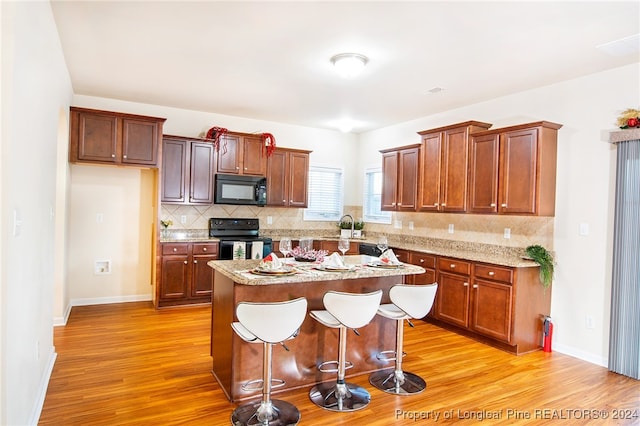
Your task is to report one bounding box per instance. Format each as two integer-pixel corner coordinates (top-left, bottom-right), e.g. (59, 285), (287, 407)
(236, 297), (308, 343)
(323, 290), (383, 329)
(389, 283), (438, 319)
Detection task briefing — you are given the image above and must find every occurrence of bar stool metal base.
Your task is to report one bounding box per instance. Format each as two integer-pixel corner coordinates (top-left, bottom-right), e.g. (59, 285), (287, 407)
(309, 381), (371, 412)
(231, 399), (300, 426)
(369, 368), (426, 395)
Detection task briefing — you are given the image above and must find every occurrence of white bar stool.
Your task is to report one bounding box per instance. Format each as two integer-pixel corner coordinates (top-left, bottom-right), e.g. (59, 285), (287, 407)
(369, 283), (438, 395)
(308, 289), (383, 412)
(231, 297), (308, 426)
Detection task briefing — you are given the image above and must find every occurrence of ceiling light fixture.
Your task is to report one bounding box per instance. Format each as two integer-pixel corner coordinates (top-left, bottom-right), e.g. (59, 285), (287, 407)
(330, 53), (368, 78)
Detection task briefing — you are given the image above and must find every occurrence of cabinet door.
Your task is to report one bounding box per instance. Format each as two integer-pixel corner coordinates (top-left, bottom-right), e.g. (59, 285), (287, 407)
(468, 134), (499, 213)
(434, 272), (470, 328)
(160, 256), (189, 299)
(470, 279), (513, 342)
(419, 132), (442, 211)
(267, 150), (288, 206)
(242, 136), (266, 175)
(381, 151), (398, 210)
(122, 119), (159, 166)
(191, 254), (216, 298)
(499, 128), (538, 214)
(161, 138), (187, 203)
(408, 252), (436, 285)
(189, 142), (215, 204)
(288, 151), (309, 207)
(397, 147), (419, 211)
(77, 112), (118, 163)
(216, 134), (241, 174)
(440, 127), (469, 212)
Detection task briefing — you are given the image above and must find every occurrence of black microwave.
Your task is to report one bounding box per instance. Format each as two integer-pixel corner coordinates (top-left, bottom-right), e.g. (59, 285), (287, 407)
(214, 174), (267, 206)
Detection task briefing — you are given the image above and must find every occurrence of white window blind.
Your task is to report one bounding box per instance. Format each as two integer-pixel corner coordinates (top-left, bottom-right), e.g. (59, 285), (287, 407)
(363, 167), (392, 224)
(304, 165), (343, 221)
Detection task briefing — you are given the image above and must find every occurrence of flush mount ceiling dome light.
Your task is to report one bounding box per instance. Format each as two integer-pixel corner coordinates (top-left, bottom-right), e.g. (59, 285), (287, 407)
(330, 53), (368, 78)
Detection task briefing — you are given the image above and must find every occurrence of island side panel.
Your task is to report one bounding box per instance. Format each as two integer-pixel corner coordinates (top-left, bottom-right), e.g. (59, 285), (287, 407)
(228, 276), (399, 402)
(210, 270), (235, 400)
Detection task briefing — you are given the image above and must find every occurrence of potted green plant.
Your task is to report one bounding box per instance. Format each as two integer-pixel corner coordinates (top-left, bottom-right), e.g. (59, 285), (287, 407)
(338, 220), (353, 238)
(525, 245), (555, 289)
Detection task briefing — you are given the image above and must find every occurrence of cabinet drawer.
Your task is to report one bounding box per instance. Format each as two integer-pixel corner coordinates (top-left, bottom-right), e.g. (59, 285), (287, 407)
(192, 243), (218, 255)
(409, 252), (436, 269)
(474, 264), (513, 283)
(438, 257), (471, 275)
(162, 243), (189, 255)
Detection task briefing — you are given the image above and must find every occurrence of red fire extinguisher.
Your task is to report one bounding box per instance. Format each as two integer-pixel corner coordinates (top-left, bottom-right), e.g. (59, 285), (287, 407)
(543, 316), (553, 353)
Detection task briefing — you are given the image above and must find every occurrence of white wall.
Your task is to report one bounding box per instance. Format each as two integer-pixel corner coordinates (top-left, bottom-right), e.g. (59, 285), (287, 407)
(359, 63), (640, 365)
(0, 1), (73, 425)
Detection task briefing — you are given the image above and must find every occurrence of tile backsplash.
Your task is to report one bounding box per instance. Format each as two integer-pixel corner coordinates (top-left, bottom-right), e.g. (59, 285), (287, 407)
(160, 204), (554, 249)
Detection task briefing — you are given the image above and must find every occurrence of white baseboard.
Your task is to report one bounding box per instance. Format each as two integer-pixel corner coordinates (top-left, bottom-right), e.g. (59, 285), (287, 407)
(554, 343), (608, 368)
(29, 348), (57, 425)
(54, 294), (153, 327)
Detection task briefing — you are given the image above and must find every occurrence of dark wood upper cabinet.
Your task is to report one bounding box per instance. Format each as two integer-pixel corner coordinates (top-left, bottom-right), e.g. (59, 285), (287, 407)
(161, 135), (215, 205)
(469, 121), (562, 216)
(417, 121), (492, 212)
(215, 132), (266, 176)
(69, 107), (165, 167)
(266, 148), (311, 207)
(380, 144), (420, 211)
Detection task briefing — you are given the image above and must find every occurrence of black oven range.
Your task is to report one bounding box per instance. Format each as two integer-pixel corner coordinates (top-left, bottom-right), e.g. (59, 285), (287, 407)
(208, 218), (273, 260)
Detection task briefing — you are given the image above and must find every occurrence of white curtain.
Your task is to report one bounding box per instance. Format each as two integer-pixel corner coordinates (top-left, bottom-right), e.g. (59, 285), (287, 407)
(608, 139), (640, 380)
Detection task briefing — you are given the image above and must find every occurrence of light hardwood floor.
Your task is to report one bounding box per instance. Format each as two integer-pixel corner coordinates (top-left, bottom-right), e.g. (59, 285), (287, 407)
(39, 302), (639, 425)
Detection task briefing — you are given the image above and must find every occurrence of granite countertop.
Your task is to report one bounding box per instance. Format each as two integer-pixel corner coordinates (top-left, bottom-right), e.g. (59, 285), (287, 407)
(162, 229), (538, 268)
(207, 255), (426, 285)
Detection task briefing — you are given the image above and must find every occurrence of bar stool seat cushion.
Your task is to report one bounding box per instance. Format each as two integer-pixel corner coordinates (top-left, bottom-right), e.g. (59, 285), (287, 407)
(311, 290), (383, 329)
(234, 297), (307, 344)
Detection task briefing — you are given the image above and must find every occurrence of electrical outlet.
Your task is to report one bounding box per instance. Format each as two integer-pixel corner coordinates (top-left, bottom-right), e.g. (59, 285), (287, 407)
(267, 216), (273, 225)
(586, 315), (595, 329)
(408, 221), (414, 230)
(394, 220), (402, 229)
(504, 228), (511, 239)
(180, 215), (187, 224)
(579, 222), (589, 236)
(96, 213), (104, 223)
(448, 224), (454, 234)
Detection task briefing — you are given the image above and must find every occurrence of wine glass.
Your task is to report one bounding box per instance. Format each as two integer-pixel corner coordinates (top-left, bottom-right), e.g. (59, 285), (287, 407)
(338, 237), (350, 260)
(376, 236), (388, 255)
(278, 238), (292, 262)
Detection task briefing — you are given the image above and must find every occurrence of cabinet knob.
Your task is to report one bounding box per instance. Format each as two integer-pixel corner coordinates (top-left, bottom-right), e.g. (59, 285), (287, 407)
(236, 166), (240, 170)
(450, 264), (455, 268)
(419, 259), (424, 263)
(398, 203), (402, 206)
(441, 203), (446, 207)
(463, 282), (469, 287)
(123, 155), (127, 159)
(392, 202), (396, 206)
(488, 271), (495, 276)
(501, 203), (507, 207)
(433, 203), (439, 207)
(244, 167), (247, 170)
(111, 154), (116, 158)
(183, 260), (188, 264)
(473, 284), (478, 289)
(173, 248), (177, 252)
(490, 203), (496, 207)
(194, 260), (198, 264)
(203, 247), (207, 251)
(282, 199), (286, 202)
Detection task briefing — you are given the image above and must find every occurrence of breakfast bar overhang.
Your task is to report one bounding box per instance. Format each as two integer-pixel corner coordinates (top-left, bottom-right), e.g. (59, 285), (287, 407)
(208, 256), (425, 402)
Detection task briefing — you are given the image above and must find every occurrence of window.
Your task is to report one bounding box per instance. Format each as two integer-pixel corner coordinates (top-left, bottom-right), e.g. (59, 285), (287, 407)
(304, 165), (344, 221)
(363, 167), (392, 224)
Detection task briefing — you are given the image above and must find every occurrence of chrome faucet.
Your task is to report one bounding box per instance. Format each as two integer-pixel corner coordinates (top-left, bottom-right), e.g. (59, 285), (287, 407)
(339, 214), (354, 236)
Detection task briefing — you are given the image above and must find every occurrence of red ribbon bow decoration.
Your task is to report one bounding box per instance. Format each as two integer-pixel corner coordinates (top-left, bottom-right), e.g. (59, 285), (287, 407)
(205, 126), (228, 153)
(261, 132), (276, 157)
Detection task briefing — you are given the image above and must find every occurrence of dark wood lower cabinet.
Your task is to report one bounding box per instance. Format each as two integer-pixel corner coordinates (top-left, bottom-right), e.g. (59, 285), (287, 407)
(423, 255), (550, 355)
(158, 242), (218, 307)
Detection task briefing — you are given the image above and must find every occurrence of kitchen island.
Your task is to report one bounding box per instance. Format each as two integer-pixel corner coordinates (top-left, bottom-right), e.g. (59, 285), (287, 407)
(208, 255), (425, 402)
